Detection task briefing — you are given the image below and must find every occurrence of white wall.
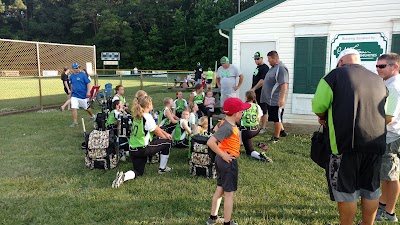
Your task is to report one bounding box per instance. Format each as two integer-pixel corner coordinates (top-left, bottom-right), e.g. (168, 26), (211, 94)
(231, 0), (400, 124)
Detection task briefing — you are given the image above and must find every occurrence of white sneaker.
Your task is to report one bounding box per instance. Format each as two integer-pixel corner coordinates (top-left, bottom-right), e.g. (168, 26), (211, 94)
(112, 171), (124, 188)
(158, 167), (173, 174)
(259, 128), (266, 134)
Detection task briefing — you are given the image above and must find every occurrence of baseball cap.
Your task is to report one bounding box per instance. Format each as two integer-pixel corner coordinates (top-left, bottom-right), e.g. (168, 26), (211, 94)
(254, 51), (263, 59)
(337, 48), (360, 64)
(223, 98), (251, 115)
(220, 56), (229, 64)
(71, 63), (79, 69)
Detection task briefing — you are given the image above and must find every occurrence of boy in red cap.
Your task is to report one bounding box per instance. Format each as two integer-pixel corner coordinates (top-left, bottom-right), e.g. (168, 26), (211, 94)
(206, 97), (250, 225)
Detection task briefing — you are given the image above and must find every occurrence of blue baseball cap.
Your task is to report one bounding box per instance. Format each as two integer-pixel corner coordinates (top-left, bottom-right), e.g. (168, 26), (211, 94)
(71, 63), (79, 69)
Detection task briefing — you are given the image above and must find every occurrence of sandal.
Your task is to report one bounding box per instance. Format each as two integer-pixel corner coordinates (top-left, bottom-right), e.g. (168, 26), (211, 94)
(257, 142), (269, 151)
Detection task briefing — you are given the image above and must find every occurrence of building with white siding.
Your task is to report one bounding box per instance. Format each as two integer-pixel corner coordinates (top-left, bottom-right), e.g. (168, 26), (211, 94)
(218, 0), (400, 124)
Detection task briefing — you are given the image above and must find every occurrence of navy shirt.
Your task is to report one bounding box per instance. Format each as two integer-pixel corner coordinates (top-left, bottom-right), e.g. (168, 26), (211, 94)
(70, 71), (90, 99)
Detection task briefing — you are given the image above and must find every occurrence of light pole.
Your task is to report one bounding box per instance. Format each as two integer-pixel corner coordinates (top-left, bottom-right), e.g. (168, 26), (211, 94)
(238, 0), (240, 13)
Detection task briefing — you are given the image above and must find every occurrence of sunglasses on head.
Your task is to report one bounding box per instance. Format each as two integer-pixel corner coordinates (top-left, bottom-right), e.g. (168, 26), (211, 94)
(376, 64), (393, 69)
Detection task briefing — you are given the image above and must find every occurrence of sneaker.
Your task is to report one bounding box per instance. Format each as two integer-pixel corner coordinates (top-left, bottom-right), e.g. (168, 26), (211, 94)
(280, 130), (288, 137)
(111, 171), (125, 188)
(259, 128), (267, 134)
(69, 122), (78, 127)
(206, 216), (224, 225)
(269, 136), (279, 143)
(259, 152), (273, 163)
(375, 206), (384, 221)
(89, 116), (96, 122)
(378, 212), (399, 222)
(158, 167), (173, 174)
(120, 155), (126, 162)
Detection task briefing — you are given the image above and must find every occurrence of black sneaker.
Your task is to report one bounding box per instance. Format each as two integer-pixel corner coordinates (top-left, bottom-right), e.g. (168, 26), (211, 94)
(280, 130), (288, 137)
(269, 136), (279, 143)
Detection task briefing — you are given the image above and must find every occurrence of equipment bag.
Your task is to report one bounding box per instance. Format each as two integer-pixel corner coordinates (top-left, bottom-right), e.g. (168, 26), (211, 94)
(85, 129), (118, 170)
(188, 134), (216, 178)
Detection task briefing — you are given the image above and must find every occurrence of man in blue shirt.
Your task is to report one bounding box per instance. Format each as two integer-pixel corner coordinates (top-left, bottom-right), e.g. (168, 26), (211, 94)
(69, 63), (94, 127)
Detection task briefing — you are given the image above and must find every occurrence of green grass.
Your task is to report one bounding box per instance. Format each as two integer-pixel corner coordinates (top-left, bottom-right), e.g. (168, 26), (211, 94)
(0, 99), (398, 224)
(0, 75), (182, 113)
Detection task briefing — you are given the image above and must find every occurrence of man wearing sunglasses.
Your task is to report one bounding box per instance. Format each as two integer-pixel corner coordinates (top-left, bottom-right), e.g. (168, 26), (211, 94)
(312, 48), (387, 225)
(250, 51), (269, 133)
(375, 53), (400, 222)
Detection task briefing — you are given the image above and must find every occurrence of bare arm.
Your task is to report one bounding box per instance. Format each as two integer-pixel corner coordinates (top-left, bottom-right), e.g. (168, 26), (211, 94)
(189, 93), (194, 104)
(182, 120), (192, 135)
(386, 115), (393, 125)
(207, 136), (233, 163)
(216, 77), (221, 88)
(165, 109), (178, 123)
(278, 83), (288, 108)
(251, 79), (264, 91)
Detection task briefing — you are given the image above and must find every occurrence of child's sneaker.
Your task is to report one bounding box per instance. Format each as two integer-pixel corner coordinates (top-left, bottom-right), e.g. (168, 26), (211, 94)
(280, 130), (288, 137)
(375, 205), (385, 221)
(206, 216), (224, 225)
(259, 128), (267, 134)
(111, 171), (124, 188)
(377, 212), (398, 222)
(259, 152), (273, 163)
(158, 167), (172, 174)
(69, 122), (78, 127)
(269, 136), (279, 143)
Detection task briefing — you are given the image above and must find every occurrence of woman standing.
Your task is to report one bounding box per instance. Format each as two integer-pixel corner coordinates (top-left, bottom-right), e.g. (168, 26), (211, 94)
(60, 67), (71, 111)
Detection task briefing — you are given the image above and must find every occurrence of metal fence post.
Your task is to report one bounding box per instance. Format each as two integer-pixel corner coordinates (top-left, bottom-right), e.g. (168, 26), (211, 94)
(36, 43), (43, 111)
(140, 72), (143, 90)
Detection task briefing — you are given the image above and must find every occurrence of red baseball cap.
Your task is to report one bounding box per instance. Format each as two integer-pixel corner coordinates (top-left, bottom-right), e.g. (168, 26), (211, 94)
(223, 98), (251, 115)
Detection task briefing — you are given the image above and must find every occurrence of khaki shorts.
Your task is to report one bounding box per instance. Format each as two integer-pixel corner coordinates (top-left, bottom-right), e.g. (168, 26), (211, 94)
(381, 138), (400, 181)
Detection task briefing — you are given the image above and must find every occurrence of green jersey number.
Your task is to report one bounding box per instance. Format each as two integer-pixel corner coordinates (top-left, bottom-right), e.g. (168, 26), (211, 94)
(245, 114), (257, 124)
(131, 125), (139, 136)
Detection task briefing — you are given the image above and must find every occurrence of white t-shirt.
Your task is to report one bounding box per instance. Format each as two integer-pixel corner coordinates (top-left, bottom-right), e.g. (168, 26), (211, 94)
(216, 64), (241, 94)
(189, 112), (197, 126)
(143, 113), (157, 146)
(385, 75), (400, 143)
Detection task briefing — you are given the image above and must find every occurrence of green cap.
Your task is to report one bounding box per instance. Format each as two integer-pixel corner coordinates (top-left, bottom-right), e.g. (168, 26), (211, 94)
(254, 52), (263, 59)
(220, 56), (229, 64)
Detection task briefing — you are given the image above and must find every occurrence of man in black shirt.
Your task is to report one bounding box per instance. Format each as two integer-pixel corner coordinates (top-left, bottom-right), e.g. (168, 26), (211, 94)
(250, 52), (269, 132)
(194, 62), (203, 85)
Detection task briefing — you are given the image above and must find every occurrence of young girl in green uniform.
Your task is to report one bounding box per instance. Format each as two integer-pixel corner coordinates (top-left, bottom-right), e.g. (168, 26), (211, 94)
(112, 95), (173, 188)
(158, 97), (179, 134)
(172, 109), (192, 148)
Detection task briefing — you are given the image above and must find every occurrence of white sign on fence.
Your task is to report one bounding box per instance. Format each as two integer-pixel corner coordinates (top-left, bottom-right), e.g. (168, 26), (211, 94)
(103, 61), (119, 66)
(42, 70), (58, 77)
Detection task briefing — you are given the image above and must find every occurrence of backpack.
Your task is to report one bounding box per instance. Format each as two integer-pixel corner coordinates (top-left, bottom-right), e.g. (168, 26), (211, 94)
(85, 129), (118, 170)
(188, 111), (216, 178)
(189, 134), (216, 178)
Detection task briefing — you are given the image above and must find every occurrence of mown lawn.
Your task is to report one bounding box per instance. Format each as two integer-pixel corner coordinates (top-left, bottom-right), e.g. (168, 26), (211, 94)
(0, 97), (397, 224)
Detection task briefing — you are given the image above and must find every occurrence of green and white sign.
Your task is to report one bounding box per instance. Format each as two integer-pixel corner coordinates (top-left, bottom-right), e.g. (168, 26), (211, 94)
(330, 33), (388, 72)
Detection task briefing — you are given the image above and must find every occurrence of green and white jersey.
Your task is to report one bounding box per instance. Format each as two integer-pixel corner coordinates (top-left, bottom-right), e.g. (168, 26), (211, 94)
(192, 91), (205, 105)
(241, 103), (262, 127)
(105, 109), (120, 126)
(158, 107), (171, 126)
(112, 94), (126, 105)
(206, 71), (213, 80)
(173, 99), (188, 113)
(172, 119), (190, 141)
(128, 113), (156, 148)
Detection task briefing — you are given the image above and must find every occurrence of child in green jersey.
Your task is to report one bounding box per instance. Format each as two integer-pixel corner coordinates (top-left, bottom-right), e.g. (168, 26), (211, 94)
(172, 109), (192, 148)
(240, 91), (272, 162)
(112, 95), (173, 188)
(158, 97), (179, 134)
(173, 91), (188, 118)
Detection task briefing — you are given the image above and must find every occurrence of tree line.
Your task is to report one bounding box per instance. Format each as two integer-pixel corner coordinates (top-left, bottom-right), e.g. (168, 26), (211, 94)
(0, 0), (262, 70)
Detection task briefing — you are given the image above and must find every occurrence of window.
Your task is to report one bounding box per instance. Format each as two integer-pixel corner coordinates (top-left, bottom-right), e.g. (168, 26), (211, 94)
(293, 36), (327, 94)
(392, 34), (400, 54)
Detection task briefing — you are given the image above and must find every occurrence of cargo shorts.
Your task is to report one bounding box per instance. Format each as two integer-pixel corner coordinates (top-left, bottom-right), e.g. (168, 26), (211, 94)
(381, 138), (400, 181)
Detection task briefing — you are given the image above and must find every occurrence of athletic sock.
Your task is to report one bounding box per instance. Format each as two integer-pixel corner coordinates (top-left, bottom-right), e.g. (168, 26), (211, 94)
(250, 151), (261, 160)
(209, 215), (217, 220)
(379, 202), (386, 208)
(386, 211), (395, 216)
(159, 154), (169, 169)
(224, 222), (230, 225)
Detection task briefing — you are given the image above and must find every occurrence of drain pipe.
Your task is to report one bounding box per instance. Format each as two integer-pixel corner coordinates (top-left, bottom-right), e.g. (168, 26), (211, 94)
(219, 29), (230, 62)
